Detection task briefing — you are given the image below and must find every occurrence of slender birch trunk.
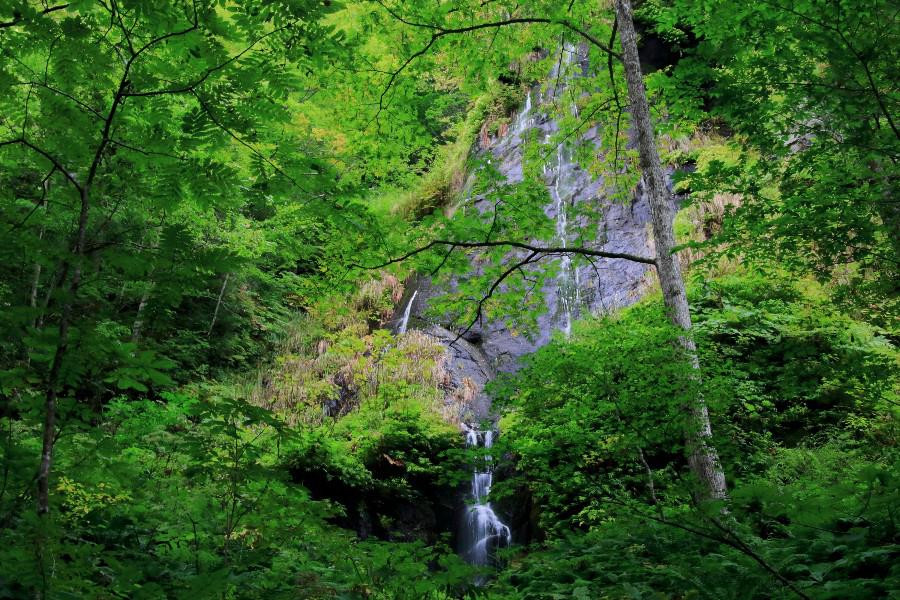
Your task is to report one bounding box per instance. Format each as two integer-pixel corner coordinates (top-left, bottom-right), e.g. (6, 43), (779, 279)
(29, 187), (48, 324)
(208, 272), (230, 337)
(614, 0), (728, 500)
(29, 179), (52, 332)
(131, 234), (160, 344)
(131, 284), (154, 343)
(29, 261), (43, 320)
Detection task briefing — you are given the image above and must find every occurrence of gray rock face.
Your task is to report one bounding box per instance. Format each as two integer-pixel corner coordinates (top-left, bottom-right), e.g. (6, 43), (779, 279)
(424, 325), (495, 421)
(394, 45), (665, 420)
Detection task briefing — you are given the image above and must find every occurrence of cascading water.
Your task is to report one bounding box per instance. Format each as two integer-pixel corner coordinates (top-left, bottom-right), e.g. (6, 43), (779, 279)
(460, 429), (511, 567)
(456, 50), (588, 564)
(548, 140), (581, 337)
(391, 40), (657, 564)
(512, 88), (533, 136)
(544, 43), (583, 336)
(397, 289), (418, 334)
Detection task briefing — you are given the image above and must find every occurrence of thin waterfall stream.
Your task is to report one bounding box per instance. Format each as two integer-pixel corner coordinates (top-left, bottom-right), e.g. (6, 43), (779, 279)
(512, 87), (533, 135)
(549, 139), (580, 337)
(546, 43), (582, 337)
(397, 289), (418, 334)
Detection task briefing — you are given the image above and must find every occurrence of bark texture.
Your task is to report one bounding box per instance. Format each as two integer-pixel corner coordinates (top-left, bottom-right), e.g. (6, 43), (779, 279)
(207, 272), (230, 337)
(614, 0), (728, 500)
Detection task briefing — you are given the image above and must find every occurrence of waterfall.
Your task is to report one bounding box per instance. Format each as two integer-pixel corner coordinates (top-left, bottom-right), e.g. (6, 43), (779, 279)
(544, 45), (582, 337)
(549, 141), (577, 337)
(434, 38), (655, 566)
(460, 429), (511, 567)
(397, 289), (418, 334)
(512, 88), (533, 136)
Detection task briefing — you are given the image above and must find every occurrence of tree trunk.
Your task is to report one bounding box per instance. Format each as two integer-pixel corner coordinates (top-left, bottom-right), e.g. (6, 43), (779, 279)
(37, 184), (90, 515)
(131, 283), (154, 343)
(29, 181), (49, 328)
(614, 0), (728, 500)
(207, 273), (230, 337)
(131, 234), (159, 344)
(30, 260), (43, 320)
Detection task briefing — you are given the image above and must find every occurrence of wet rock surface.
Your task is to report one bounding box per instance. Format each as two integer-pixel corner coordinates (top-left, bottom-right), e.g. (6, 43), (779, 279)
(394, 45), (662, 419)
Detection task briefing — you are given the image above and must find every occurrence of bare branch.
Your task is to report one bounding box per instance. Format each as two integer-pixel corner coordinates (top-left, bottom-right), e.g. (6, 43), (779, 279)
(452, 250), (541, 343)
(7, 167), (56, 232)
(108, 0), (136, 56)
(84, 8), (203, 189)
(608, 16), (621, 112)
(354, 239), (657, 269)
(372, 2), (620, 56)
(0, 137), (82, 192)
(429, 244), (457, 276)
(107, 138), (186, 161)
(370, 4), (622, 120)
(0, 4), (69, 29)
(191, 90), (313, 195)
(13, 81), (104, 121)
(124, 23), (290, 99)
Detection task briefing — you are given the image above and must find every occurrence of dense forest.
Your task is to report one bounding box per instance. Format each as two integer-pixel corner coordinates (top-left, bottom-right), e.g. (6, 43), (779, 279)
(0, 0), (897, 598)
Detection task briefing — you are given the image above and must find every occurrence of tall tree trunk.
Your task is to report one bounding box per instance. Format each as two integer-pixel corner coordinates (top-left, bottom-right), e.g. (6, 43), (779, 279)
(37, 185), (90, 515)
(29, 259), (43, 321)
(131, 234), (160, 344)
(207, 272), (230, 337)
(614, 0), (728, 500)
(37, 64), (127, 517)
(29, 180), (49, 329)
(131, 283), (154, 343)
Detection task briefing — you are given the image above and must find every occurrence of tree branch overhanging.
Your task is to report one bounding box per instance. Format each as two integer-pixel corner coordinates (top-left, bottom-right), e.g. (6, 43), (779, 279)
(353, 239), (655, 345)
(370, 2), (622, 120)
(0, 4), (69, 29)
(454, 249), (541, 343)
(354, 239), (657, 271)
(0, 138), (82, 192)
(123, 22), (291, 99)
(372, 1), (620, 57)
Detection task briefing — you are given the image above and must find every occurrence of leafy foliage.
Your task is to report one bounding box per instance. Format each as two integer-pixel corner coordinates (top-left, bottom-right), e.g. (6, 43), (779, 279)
(0, 0), (897, 597)
(0, 390), (476, 599)
(645, 0), (900, 324)
(483, 272), (898, 598)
